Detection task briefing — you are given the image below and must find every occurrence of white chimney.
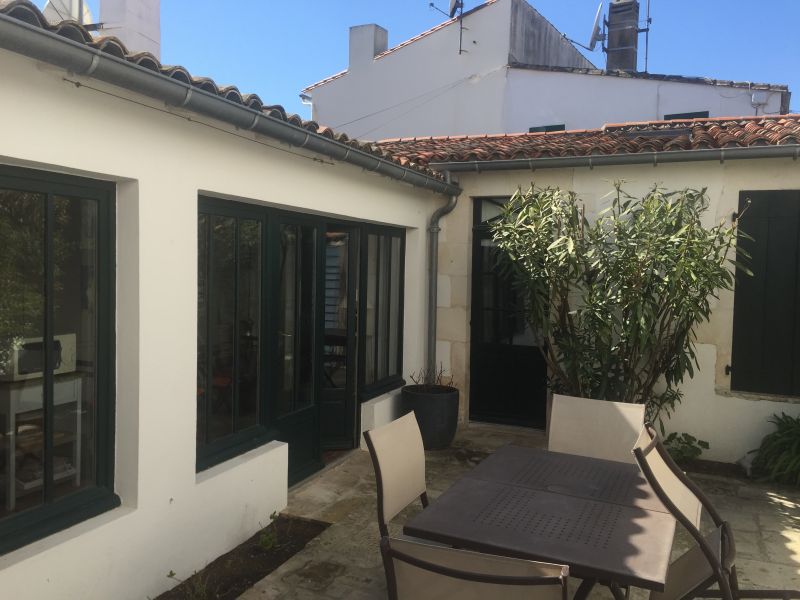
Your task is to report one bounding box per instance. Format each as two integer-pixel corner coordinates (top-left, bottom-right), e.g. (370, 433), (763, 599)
(349, 24), (388, 70)
(100, 0), (161, 59)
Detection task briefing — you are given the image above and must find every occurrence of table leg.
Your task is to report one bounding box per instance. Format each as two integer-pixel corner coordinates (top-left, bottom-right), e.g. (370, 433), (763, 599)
(574, 579), (597, 600)
(609, 582), (629, 600)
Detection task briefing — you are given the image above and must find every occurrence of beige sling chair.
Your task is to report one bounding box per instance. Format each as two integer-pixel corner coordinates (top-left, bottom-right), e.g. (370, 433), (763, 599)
(549, 394), (646, 463)
(380, 536), (569, 600)
(364, 412), (429, 537)
(633, 424), (800, 600)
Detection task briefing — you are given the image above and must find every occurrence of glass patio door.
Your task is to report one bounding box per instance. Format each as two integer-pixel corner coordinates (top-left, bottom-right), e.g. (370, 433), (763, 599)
(320, 226), (359, 450)
(270, 215), (323, 483)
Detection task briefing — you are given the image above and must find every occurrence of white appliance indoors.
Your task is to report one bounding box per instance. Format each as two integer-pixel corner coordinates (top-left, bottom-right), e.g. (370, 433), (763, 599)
(0, 334), (77, 382)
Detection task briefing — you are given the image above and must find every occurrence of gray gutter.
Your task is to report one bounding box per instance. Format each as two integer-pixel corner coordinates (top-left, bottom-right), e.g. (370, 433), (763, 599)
(429, 144), (800, 172)
(426, 172), (458, 381)
(0, 13), (461, 197)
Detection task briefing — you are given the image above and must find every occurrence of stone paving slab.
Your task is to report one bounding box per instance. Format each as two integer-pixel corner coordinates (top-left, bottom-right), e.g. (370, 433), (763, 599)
(239, 423), (800, 599)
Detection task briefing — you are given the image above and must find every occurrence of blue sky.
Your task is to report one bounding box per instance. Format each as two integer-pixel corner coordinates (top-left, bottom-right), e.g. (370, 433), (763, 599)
(47, 1), (799, 117)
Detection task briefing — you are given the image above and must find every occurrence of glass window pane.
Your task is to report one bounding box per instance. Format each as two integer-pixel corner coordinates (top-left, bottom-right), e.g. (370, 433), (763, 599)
(237, 220), (261, 430)
(208, 216), (235, 441)
(52, 196), (98, 500)
(376, 236), (389, 380)
(277, 224), (297, 416)
(197, 214), (208, 445)
(296, 225), (316, 411)
(364, 234), (378, 385)
(0, 190), (45, 516)
(388, 236), (401, 376)
(323, 231), (349, 390)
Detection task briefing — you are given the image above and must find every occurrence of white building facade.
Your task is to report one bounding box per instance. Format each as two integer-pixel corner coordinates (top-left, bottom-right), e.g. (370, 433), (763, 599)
(0, 4), (452, 598)
(302, 0), (790, 140)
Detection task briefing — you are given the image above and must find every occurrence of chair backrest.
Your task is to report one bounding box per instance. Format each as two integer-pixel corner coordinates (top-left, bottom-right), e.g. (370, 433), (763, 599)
(364, 412), (428, 536)
(548, 394), (646, 463)
(381, 536), (568, 600)
(631, 424), (708, 530)
(634, 425), (736, 600)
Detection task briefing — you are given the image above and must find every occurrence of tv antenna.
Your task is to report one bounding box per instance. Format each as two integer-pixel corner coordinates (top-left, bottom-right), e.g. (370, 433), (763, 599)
(429, 0), (467, 54)
(581, 1), (653, 71)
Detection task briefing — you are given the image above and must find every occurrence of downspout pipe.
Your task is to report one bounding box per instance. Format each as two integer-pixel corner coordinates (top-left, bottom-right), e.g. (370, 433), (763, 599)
(426, 171), (459, 382)
(0, 13), (462, 198)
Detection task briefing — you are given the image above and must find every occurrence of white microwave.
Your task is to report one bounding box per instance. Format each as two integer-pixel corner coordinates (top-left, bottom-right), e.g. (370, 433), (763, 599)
(0, 334), (77, 382)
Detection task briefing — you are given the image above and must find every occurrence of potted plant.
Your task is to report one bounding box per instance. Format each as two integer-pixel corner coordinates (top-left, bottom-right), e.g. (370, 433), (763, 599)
(402, 365), (459, 450)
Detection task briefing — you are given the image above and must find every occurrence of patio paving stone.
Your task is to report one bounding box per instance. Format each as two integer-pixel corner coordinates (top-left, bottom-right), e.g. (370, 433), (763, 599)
(239, 422), (800, 599)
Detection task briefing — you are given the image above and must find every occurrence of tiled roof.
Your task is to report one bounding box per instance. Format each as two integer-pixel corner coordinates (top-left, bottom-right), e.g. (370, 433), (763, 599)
(376, 115), (800, 166)
(509, 62), (790, 95)
(0, 0), (444, 182)
(301, 0), (499, 93)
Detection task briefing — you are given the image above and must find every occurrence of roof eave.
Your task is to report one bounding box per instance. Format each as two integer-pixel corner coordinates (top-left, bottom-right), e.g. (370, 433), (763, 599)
(0, 12), (460, 197)
(427, 144), (800, 172)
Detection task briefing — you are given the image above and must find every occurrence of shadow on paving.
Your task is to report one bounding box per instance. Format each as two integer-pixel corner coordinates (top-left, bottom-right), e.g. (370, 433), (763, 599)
(238, 422), (800, 600)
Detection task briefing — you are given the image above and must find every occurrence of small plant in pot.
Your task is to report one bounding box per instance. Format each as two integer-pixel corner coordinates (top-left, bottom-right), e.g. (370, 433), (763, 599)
(402, 365), (459, 450)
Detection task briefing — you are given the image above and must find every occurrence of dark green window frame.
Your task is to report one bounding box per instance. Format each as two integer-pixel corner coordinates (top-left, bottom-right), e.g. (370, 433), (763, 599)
(197, 197), (275, 471)
(197, 197), (406, 465)
(0, 165), (118, 556)
(528, 124), (565, 133)
(358, 226), (406, 401)
(663, 111), (709, 121)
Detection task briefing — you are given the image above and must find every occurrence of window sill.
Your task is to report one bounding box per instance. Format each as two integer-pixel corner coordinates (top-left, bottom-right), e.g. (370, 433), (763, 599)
(359, 377), (406, 403)
(717, 386), (800, 405)
(196, 426), (278, 473)
(196, 439), (287, 485)
(0, 486), (120, 557)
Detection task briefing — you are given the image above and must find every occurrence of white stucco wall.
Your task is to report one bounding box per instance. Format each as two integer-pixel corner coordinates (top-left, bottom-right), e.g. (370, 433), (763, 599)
(504, 68), (786, 132)
(0, 48), (440, 600)
(309, 0), (514, 140)
(438, 159), (800, 463)
(306, 0), (786, 141)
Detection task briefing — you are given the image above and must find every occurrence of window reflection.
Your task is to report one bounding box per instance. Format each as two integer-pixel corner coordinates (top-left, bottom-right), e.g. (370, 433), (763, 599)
(0, 191), (100, 515)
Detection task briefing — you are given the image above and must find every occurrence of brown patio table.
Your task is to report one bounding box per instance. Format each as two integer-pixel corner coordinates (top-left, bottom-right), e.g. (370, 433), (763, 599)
(404, 445), (676, 598)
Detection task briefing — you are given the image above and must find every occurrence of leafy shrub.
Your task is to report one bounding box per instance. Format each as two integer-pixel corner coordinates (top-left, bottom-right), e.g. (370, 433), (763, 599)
(491, 184), (743, 448)
(752, 413), (800, 485)
(664, 432), (710, 463)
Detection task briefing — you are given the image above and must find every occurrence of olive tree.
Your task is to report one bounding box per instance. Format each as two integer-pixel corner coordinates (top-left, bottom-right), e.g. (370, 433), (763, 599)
(491, 184), (744, 437)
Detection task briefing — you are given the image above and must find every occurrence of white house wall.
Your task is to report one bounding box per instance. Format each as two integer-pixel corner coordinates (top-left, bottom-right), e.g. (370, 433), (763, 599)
(0, 48), (436, 600)
(310, 0), (513, 140)
(503, 68), (786, 132)
(438, 159), (800, 463)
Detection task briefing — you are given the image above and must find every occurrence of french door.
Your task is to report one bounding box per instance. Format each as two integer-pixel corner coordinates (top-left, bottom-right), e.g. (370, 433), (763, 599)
(269, 213), (324, 483)
(319, 226), (360, 450)
(469, 198), (547, 428)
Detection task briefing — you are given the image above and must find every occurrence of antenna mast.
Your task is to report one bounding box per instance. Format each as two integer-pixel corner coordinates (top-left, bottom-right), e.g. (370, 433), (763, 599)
(644, 0), (652, 72)
(429, 0), (465, 54)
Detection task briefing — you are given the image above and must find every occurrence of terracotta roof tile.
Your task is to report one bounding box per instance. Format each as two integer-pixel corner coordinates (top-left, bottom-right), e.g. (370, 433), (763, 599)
(0, 0), (443, 182)
(376, 115), (800, 166)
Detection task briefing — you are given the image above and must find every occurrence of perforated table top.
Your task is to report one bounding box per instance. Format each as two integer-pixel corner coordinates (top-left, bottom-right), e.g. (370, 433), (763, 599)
(404, 447), (676, 590)
(466, 445), (670, 513)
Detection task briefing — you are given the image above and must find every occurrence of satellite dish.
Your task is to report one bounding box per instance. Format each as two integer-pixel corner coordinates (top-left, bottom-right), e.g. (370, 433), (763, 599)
(449, 0), (463, 18)
(43, 0), (93, 25)
(588, 2), (604, 51)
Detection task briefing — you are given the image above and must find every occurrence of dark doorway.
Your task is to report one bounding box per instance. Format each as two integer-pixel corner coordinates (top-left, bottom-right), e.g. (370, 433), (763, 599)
(469, 198), (547, 429)
(320, 226), (360, 450)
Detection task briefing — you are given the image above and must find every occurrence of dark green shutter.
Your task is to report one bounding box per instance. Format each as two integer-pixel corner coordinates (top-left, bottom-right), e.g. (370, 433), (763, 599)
(731, 190), (800, 396)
